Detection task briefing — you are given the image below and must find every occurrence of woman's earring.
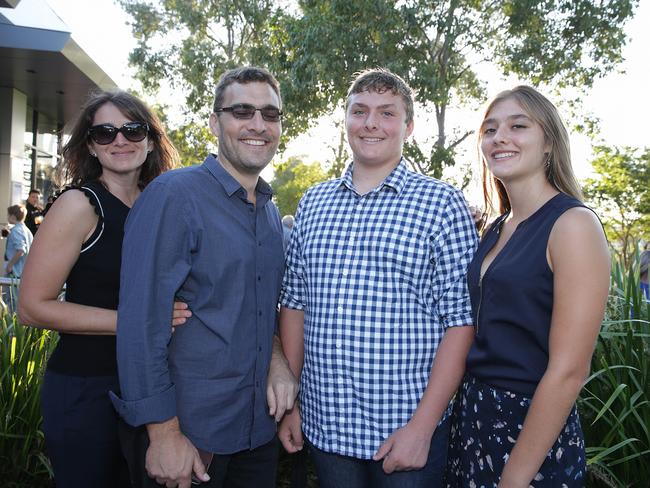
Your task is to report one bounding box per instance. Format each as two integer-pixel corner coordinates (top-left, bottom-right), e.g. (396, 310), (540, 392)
(544, 153), (552, 168)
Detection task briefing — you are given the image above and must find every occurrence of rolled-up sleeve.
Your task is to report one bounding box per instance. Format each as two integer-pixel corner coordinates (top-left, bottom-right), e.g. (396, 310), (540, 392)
(110, 179), (195, 426)
(279, 195), (307, 310)
(431, 188), (478, 329)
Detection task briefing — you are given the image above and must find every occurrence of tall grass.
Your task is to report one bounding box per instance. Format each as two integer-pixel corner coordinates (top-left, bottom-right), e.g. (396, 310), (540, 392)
(580, 253), (650, 487)
(0, 309), (57, 486)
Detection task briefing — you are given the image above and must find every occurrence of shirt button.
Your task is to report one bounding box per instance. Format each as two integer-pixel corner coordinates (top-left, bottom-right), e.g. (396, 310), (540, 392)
(256, 381), (260, 387)
(335, 341), (342, 348)
(258, 310), (262, 316)
(257, 275), (261, 281)
(337, 306), (343, 313)
(258, 241), (262, 246)
(342, 269), (349, 277)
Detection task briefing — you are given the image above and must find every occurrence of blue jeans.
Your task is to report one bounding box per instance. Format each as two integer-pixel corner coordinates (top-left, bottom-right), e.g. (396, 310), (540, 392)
(308, 417), (451, 488)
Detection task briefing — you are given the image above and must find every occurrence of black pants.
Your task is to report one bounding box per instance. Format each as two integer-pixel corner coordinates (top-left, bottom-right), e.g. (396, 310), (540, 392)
(119, 422), (279, 488)
(40, 369), (130, 488)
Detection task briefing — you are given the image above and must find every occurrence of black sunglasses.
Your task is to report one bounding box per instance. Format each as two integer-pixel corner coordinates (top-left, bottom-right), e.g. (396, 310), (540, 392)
(88, 122), (149, 145)
(215, 104), (282, 122)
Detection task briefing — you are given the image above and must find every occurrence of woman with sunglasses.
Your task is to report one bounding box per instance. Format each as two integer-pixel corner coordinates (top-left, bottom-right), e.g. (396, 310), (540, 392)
(19, 90), (186, 487)
(444, 86), (610, 487)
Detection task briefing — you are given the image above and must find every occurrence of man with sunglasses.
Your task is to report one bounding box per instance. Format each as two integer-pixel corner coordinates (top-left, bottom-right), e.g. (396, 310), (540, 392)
(112, 66), (296, 488)
(277, 69), (478, 488)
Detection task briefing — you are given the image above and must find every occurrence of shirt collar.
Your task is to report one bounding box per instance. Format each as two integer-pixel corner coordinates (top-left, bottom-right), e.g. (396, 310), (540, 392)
(339, 157), (409, 194)
(204, 154), (273, 199)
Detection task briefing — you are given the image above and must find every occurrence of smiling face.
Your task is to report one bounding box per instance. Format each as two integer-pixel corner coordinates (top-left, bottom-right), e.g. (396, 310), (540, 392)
(480, 97), (550, 185)
(346, 89), (414, 172)
(210, 81), (281, 178)
(88, 102), (152, 181)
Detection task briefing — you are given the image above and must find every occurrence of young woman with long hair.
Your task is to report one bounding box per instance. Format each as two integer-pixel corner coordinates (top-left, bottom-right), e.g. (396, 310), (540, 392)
(445, 86), (610, 487)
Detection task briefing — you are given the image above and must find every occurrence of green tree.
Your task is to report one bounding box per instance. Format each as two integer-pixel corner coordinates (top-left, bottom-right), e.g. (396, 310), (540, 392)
(119, 0), (283, 164)
(583, 145), (650, 265)
(150, 104), (215, 166)
(120, 0), (639, 177)
(271, 156), (327, 216)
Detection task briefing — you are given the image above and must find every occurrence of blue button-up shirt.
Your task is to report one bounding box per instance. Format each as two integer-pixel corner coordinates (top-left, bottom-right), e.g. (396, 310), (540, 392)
(280, 159), (477, 459)
(110, 155), (285, 454)
(6, 221), (33, 277)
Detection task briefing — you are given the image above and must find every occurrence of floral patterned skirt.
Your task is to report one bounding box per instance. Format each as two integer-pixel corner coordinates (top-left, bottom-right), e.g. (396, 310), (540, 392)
(445, 375), (586, 487)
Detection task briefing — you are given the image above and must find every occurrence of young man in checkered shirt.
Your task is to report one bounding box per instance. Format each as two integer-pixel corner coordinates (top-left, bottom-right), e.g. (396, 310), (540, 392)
(277, 68), (478, 487)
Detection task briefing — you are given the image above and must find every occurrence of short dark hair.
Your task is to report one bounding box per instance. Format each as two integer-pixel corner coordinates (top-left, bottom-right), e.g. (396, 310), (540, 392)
(59, 90), (179, 188)
(346, 68), (414, 125)
(29, 189), (41, 196)
(8, 204), (27, 221)
(212, 66), (282, 112)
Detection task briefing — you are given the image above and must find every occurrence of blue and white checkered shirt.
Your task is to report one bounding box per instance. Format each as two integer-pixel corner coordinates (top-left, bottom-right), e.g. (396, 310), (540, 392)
(280, 159), (478, 459)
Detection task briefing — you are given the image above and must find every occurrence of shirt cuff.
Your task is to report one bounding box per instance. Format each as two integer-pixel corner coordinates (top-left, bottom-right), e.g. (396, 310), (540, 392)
(442, 312), (474, 329)
(109, 385), (177, 426)
(279, 289), (305, 310)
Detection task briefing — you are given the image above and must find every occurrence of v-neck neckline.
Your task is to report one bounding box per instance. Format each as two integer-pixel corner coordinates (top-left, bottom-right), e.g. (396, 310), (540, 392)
(479, 192), (562, 282)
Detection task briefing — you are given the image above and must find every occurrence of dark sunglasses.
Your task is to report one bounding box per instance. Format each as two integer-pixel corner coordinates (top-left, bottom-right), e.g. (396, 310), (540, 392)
(88, 122), (149, 145)
(215, 104), (282, 122)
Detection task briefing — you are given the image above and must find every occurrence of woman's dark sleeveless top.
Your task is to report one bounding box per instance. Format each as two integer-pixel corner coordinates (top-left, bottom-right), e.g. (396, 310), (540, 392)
(46, 180), (130, 376)
(465, 192), (586, 396)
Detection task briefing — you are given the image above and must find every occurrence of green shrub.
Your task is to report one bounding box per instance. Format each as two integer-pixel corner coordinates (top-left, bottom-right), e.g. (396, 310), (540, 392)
(0, 309), (57, 486)
(580, 252), (650, 487)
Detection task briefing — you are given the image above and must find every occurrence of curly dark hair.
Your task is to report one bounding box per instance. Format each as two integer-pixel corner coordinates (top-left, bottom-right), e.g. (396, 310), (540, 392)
(58, 90), (179, 188)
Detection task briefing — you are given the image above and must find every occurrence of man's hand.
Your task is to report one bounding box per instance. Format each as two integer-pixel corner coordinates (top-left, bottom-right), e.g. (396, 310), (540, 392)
(372, 421), (434, 474)
(278, 406), (304, 453)
(146, 419), (209, 488)
(267, 335), (299, 421)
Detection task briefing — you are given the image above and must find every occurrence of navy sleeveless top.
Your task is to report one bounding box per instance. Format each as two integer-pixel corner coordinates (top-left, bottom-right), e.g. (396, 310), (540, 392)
(46, 180), (130, 376)
(465, 192), (586, 396)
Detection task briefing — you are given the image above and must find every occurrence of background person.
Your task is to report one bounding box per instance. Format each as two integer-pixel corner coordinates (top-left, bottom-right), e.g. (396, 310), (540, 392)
(281, 214), (294, 250)
(640, 249), (649, 300)
(4, 204), (33, 278)
(445, 86), (610, 487)
(3, 204), (33, 311)
(18, 90), (188, 488)
(24, 188), (44, 235)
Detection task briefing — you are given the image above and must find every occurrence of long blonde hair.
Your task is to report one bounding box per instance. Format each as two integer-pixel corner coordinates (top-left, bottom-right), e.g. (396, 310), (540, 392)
(480, 86), (582, 218)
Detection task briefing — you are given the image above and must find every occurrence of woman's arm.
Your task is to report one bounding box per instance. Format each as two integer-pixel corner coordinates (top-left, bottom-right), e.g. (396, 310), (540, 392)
(498, 207), (610, 487)
(18, 191), (192, 334)
(18, 190), (118, 333)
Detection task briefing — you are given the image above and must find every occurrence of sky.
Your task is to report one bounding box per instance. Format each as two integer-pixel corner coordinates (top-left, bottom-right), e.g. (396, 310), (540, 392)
(46, 0), (650, 201)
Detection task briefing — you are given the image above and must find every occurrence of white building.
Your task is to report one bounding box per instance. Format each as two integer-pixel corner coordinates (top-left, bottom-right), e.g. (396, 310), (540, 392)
(0, 0), (117, 212)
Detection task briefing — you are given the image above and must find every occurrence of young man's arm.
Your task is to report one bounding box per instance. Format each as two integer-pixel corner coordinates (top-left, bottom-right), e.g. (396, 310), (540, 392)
(267, 334), (299, 422)
(276, 195), (309, 451)
(374, 188), (478, 473)
(277, 306), (305, 452)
